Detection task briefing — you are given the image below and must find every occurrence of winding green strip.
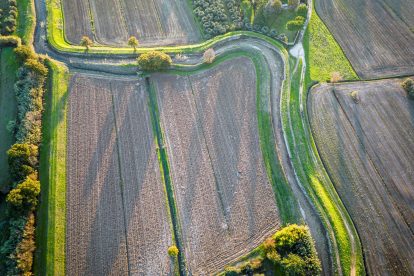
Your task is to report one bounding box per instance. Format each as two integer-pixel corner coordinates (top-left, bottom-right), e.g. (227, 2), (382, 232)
(36, 59), (69, 276)
(281, 58), (365, 275)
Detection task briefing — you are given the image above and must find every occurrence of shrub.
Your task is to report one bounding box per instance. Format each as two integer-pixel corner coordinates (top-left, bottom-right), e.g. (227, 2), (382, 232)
(286, 16), (305, 31)
(288, 0), (300, 9)
(167, 245), (179, 257)
(7, 144), (38, 183)
(402, 78), (414, 99)
(80, 36), (93, 50)
(203, 48), (216, 63)
(137, 51), (172, 71)
(7, 177), (40, 209)
(350, 91), (359, 103)
(296, 3), (308, 16)
(14, 46), (37, 62)
(14, 213), (35, 275)
(0, 35), (21, 46)
(24, 59), (48, 77)
(224, 266), (240, 276)
(272, 0), (282, 13)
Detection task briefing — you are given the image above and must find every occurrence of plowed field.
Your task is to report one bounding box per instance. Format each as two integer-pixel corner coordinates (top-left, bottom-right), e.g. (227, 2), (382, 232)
(309, 79), (414, 275)
(316, 0), (414, 78)
(153, 57), (281, 274)
(62, 0), (201, 46)
(66, 74), (173, 275)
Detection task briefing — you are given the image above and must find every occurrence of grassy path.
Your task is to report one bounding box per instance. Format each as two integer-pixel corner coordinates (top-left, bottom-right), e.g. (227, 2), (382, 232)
(36, 59), (69, 276)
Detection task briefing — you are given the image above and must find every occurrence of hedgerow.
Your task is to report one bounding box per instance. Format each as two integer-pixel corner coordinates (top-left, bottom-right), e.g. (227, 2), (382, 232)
(0, 43), (48, 275)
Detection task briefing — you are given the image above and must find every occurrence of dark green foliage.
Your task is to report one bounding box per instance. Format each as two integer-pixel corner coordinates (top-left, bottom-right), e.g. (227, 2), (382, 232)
(286, 16), (305, 31)
(137, 51), (172, 71)
(7, 144), (38, 184)
(193, 0), (242, 38)
(402, 78), (414, 99)
(0, 0), (18, 35)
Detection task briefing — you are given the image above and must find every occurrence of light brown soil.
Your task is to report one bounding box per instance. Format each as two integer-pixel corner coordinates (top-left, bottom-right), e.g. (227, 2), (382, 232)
(66, 73), (173, 275)
(309, 79), (414, 275)
(316, 0), (414, 78)
(62, 0), (201, 46)
(153, 57), (281, 275)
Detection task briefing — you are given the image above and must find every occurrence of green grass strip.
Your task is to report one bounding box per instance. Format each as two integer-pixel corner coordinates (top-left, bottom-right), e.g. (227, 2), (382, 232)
(281, 58), (365, 275)
(15, 0), (36, 45)
(303, 3), (358, 84)
(36, 59), (69, 276)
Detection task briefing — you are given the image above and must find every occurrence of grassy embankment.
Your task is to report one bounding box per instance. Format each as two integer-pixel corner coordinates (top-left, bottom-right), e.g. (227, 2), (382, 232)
(35, 60), (69, 276)
(283, 8), (365, 271)
(0, 48), (18, 191)
(303, 3), (358, 85)
(15, 0), (36, 44)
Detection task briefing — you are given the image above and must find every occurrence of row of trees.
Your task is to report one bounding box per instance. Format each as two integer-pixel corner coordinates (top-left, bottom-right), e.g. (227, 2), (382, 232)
(80, 35), (140, 51)
(0, 0), (17, 35)
(224, 224), (321, 275)
(0, 45), (48, 275)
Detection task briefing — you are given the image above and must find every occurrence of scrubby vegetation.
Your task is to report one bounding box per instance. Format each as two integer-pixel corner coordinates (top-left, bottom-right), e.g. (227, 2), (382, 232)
(192, 0), (243, 38)
(0, 0), (18, 35)
(137, 51), (172, 71)
(0, 43), (48, 275)
(402, 78), (414, 99)
(223, 225), (321, 275)
(168, 245), (179, 257)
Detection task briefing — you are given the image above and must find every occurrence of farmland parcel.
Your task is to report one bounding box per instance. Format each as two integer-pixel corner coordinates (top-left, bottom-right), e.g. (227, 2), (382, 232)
(153, 57), (281, 274)
(309, 79), (414, 275)
(66, 74), (173, 275)
(316, 0), (414, 78)
(62, 0), (201, 46)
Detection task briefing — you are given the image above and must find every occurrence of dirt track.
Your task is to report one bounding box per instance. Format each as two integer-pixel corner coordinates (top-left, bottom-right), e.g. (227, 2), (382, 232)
(316, 0), (414, 78)
(66, 74), (173, 275)
(62, 0), (201, 46)
(309, 79), (414, 275)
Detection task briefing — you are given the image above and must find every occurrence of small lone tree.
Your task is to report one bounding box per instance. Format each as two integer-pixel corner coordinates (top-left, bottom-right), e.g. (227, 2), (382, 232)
(203, 48), (216, 64)
(168, 245), (179, 257)
(402, 78), (414, 99)
(137, 51), (172, 71)
(128, 36), (139, 51)
(80, 36), (93, 50)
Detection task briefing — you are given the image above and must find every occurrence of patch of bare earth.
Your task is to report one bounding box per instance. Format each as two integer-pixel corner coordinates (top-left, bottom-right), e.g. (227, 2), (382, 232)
(316, 0), (414, 78)
(153, 57), (280, 275)
(66, 74), (173, 275)
(62, 0), (201, 46)
(309, 79), (414, 275)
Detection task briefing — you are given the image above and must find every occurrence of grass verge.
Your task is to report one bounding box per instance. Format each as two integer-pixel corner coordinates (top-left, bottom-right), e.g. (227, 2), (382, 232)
(15, 0), (36, 45)
(35, 59), (69, 276)
(281, 58), (365, 275)
(0, 48), (18, 191)
(303, 3), (358, 84)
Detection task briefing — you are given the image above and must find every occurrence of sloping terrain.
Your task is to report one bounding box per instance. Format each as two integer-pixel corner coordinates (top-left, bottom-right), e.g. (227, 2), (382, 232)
(62, 0), (201, 46)
(66, 74), (173, 275)
(309, 79), (414, 275)
(316, 0), (414, 78)
(153, 57), (281, 274)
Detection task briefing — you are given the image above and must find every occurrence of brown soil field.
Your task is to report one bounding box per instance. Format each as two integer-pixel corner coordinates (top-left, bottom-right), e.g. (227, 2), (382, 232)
(66, 73), (173, 275)
(316, 0), (414, 78)
(62, 0), (201, 46)
(153, 57), (281, 274)
(309, 79), (414, 275)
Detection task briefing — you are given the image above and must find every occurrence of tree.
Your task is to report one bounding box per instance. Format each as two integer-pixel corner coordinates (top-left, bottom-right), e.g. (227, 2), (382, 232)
(272, 0), (282, 13)
(6, 177), (40, 208)
(402, 78), (414, 99)
(14, 45), (36, 62)
(7, 143), (38, 182)
(296, 3), (308, 16)
(168, 245), (179, 257)
(330, 71), (342, 83)
(203, 48), (216, 64)
(128, 36), (139, 51)
(137, 51), (172, 71)
(80, 36), (93, 50)
(288, 0), (300, 9)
